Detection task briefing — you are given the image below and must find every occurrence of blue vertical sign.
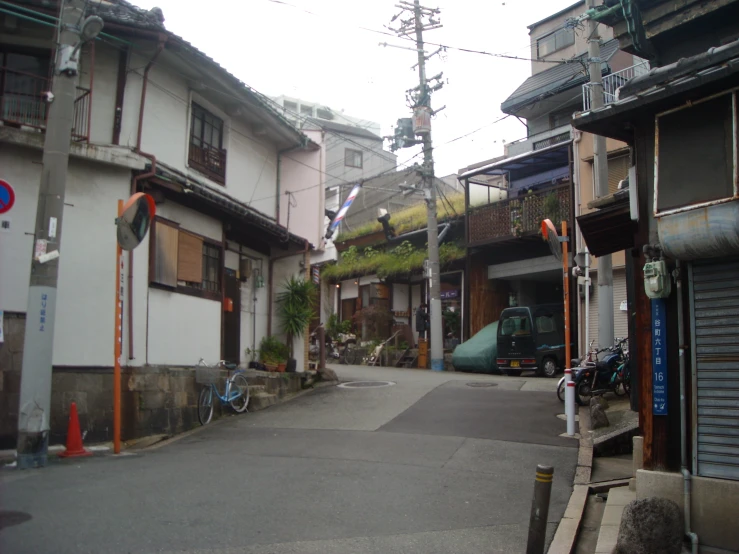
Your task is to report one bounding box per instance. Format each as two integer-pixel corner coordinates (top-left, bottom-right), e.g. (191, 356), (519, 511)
(652, 298), (668, 415)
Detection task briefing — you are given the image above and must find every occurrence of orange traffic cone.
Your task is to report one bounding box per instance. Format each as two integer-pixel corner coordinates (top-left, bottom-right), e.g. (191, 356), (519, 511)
(58, 402), (92, 458)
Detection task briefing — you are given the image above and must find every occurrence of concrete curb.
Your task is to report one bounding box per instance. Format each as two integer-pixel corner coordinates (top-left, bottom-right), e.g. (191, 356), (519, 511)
(1, 380), (340, 464)
(547, 404), (594, 554)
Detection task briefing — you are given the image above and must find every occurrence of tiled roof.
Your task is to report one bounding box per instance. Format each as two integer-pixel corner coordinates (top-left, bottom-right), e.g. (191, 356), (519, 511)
(501, 39), (620, 114)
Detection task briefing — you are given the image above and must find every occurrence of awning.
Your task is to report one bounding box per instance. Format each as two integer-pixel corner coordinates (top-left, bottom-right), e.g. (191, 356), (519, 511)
(460, 141), (571, 182)
(576, 202), (637, 257)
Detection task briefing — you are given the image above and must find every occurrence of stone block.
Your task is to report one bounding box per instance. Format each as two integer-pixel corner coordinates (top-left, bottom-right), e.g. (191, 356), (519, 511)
(4, 370), (21, 394)
(127, 374), (146, 391)
(157, 374), (171, 392)
(590, 398), (609, 429)
(52, 372), (78, 394)
(140, 391), (168, 410)
(5, 317), (26, 352)
(12, 352), (23, 372)
(143, 373), (160, 391)
(633, 436), (644, 474)
(62, 391), (88, 414)
(613, 497), (683, 554)
(75, 373), (103, 395)
(174, 391), (188, 408)
(0, 346), (13, 373)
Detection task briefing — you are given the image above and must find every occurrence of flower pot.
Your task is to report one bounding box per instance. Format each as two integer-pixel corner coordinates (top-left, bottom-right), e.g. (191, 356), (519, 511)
(265, 363), (278, 372)
(277, 363), (287, 373)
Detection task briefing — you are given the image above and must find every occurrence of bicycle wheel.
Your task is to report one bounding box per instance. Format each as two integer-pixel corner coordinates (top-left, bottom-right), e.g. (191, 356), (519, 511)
(198, 386), (214, 425)
(342, 342), (357, 365)
(557, 379), (565, 402)
(229, 373), (250, 413)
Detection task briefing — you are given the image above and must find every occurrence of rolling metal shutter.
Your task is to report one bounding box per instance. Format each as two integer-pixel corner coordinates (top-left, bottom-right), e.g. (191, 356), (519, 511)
(690, 259), (739, 480)
(587, 269), (629, 348)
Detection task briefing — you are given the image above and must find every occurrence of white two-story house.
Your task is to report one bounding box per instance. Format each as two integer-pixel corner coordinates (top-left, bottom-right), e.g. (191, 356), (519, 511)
(0, 0), (321, 445)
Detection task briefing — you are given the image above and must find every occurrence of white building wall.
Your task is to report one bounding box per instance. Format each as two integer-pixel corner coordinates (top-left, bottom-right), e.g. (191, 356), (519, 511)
(147, 289), (221, 366)
(341, 280), (359, 299)
(0, 146), (133, 366)
(155, 201), (222, 241)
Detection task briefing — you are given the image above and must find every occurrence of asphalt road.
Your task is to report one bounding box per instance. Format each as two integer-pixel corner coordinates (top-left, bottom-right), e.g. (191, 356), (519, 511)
(0, 365), (577, 554)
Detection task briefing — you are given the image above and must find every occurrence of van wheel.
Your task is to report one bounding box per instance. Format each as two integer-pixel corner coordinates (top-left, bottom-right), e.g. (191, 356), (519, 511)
(540, 357), (558, 378)
(507, 369), (522, 377)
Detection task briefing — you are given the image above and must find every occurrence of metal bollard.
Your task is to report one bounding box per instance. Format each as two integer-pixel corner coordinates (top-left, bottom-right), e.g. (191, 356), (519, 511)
(318, 326), (326, 370)
(565, 369), (576, 436)
(526, 465), (554, 554)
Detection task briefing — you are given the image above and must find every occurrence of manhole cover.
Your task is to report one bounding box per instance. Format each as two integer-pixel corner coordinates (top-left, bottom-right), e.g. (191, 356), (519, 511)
(338, 381), (396, 389)
(466, 382), (498, 388)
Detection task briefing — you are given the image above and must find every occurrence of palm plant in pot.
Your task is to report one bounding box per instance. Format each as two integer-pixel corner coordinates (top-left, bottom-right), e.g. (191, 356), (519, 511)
(276, 276), (316, 372)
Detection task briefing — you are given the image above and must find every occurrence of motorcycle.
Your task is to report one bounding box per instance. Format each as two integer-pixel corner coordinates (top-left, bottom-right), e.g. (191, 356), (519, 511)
(557, 340), (598, 402)
(574, 338), (630, 406)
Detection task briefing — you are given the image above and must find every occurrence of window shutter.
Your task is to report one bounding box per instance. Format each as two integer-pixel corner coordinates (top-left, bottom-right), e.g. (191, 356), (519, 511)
(608, 155), (630, 194)
(178, 231), (203, 283)
(153, 221), (179, 287)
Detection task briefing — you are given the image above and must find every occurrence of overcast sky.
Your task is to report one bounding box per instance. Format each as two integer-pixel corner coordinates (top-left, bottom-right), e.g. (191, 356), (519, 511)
(133, 0), (579, 177)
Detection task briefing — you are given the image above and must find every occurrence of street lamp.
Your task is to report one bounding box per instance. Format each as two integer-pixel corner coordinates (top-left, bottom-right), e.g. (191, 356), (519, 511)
(58, 15), (104, 75)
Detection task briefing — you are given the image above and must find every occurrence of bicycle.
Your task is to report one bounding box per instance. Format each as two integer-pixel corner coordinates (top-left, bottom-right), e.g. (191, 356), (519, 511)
(195, 358), (250, 425)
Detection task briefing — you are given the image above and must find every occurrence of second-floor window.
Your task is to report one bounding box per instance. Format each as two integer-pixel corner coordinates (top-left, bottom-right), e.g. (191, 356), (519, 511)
(537, 27), (574, 58)
(345, 148), (363, 169)
(189, 103), (226, 184)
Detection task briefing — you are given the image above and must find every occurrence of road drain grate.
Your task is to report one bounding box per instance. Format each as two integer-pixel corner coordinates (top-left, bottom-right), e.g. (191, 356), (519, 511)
(338, 381), (396, 389)
(466, 382), (498, 388)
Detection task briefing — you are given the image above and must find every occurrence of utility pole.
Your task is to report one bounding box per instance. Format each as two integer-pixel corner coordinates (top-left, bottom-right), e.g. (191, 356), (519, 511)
(586, 0), (614, 349)
(389, 0), (445, 371)
(16, 0), (102, 468)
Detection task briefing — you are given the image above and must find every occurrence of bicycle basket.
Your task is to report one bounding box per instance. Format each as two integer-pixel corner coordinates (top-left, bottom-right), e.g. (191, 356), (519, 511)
(195, 367), (218, 385)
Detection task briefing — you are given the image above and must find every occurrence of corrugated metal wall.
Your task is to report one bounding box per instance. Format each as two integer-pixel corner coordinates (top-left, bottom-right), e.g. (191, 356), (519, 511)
(690, 259), (739, 481)
(587, 268), (629, 349)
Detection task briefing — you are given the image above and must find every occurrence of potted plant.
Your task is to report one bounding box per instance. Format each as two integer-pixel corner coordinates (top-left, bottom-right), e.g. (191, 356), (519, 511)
(259, 335), (289, 372)
(276, 276), (316, 372)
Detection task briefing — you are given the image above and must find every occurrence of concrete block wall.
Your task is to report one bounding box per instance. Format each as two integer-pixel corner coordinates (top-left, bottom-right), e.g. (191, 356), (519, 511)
(0, 313), (26, 449)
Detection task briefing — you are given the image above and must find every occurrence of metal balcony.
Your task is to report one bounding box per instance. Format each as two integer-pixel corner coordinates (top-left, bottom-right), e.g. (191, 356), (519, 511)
(582, 61), (650, 111)
(0, 67), (91, 142)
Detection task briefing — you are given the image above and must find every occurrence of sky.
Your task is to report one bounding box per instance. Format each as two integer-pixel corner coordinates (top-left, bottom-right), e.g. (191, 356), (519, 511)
(133, 0), (580, 177)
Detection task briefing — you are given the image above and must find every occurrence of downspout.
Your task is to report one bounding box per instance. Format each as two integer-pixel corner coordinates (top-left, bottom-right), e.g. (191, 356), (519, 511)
(675, 260), (699, 554)
(128, 37), (166, 361)
(573, 129), (584, 352)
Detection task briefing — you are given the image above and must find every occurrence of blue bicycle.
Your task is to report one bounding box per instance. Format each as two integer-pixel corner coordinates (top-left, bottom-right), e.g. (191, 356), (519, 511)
(196, 359), (250, 425)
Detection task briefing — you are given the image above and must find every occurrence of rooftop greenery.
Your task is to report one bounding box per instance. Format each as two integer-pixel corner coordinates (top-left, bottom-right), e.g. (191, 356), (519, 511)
(334, 192), (465, 243)
(321, 240), (465, 282)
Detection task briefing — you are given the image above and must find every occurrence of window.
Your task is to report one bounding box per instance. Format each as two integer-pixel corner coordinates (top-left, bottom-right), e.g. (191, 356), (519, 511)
(150, 219), (222, 300)
(656, 94), (735, 214)
(189, 103), (227, 184)
(1, 50), (51, 129)
(537, 27), (575, 58)
(345, 148), (363, 169)
(607, 154), (630, 194)
(500, 315), (531, 336)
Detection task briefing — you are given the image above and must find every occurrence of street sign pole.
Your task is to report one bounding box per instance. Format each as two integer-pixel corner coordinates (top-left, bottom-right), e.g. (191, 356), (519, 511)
(113, 193), (156, 453)
(114, 200), (123, 454)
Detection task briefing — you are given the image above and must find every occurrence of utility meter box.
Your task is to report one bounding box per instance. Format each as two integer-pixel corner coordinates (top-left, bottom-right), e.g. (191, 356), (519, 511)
(644, 259), (672, 299)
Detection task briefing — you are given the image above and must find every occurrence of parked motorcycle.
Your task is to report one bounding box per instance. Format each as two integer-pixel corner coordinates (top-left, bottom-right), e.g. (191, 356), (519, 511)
(574, 338), (630, 406)
(557, 340), (598, 402)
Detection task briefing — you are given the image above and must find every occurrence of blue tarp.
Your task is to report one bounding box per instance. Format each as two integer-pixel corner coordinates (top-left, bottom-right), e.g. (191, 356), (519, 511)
(451, 321), (499, 373)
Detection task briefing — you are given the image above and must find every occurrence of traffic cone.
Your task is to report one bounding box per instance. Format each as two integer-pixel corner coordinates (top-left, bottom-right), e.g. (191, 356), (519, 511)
(58, 402), (92, 458)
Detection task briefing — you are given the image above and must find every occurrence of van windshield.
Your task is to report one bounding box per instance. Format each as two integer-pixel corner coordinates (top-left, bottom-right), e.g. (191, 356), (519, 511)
(500, 315), (531, 337)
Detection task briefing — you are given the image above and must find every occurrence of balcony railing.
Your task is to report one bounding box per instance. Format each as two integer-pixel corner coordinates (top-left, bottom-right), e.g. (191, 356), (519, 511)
(582, 60), (650, 111)
(0, 67), (91, 141)
(468, 184), (571, 245)
(188, 142), (227, 184)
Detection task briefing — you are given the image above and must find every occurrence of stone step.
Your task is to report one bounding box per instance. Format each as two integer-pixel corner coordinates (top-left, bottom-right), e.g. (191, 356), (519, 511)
(594, 485), (636, 554)
(249, 391), (277, 412)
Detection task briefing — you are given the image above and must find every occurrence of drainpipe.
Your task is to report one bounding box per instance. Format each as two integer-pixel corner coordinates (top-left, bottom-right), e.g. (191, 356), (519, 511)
(573, 129), (584, 353)
(675, 260), (699, 554)
(127, 38), (165, 361)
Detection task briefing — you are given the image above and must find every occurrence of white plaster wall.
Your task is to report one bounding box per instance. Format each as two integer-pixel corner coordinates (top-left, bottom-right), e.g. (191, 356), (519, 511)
(341, 280), (358, 299)
(0, 146), (134, 366)
(280, 129), (324, 246)
(81, 43), (119, 144)
(155, 201), (222, 241)
(147, 288), (221, 365)
(323, 134), (397, 190)
(227, 117), (277, 217)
